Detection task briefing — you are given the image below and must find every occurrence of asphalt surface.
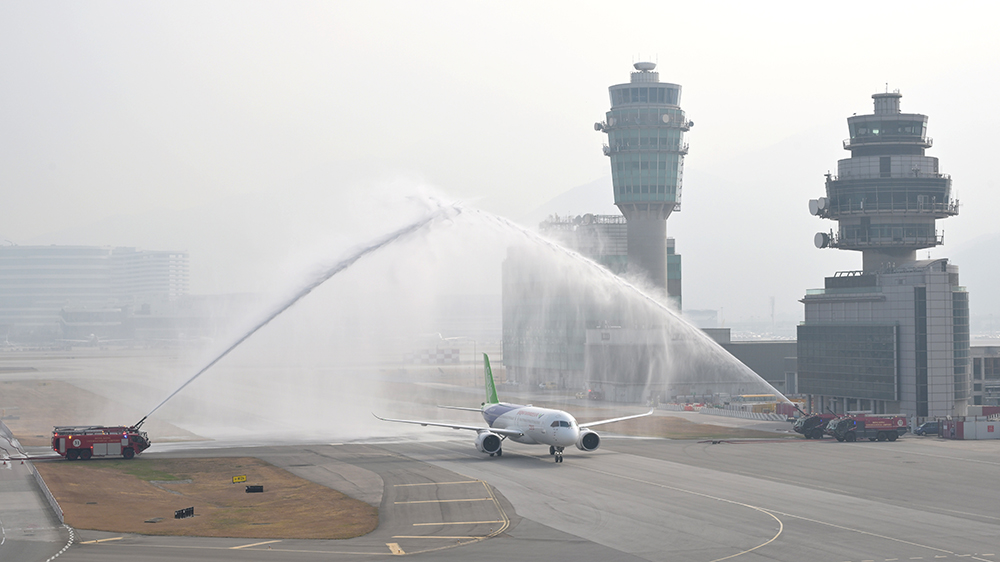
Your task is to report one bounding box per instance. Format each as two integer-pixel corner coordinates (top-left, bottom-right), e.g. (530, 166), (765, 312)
(7, 432), (998, 562)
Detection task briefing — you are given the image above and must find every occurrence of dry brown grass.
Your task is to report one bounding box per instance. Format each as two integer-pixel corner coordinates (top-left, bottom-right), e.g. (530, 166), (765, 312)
(34, 456), (378, 539)
(0, 379), (202, 446)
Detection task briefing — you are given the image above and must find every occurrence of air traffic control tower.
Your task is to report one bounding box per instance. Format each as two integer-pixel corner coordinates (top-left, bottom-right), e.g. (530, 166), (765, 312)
(809, 91), (958, 270)
(799, 92), (969, 419)
(595, 62), (692, 305)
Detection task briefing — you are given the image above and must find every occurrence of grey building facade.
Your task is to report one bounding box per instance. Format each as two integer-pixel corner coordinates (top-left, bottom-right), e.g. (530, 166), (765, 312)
(0, 245), (189, 341)
(799, 92), (969, 419)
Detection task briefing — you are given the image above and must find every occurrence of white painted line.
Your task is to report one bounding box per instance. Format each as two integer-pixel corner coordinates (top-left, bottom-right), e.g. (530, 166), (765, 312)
(394, 498), (491, 504)
(230, 539), (282, 550)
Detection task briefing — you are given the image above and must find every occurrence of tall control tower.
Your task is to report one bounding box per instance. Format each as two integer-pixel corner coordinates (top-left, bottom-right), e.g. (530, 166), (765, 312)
(596, 62), (692, 302)
(810, 91), (958, 271)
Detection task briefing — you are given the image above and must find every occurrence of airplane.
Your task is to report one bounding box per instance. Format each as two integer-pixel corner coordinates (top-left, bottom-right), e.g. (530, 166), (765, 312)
(374, 354), (654, 462)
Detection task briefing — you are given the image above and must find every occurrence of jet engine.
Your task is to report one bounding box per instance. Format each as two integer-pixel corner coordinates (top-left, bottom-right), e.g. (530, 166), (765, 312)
(475, 432), (502, 454)
(576, 428), (600, 451)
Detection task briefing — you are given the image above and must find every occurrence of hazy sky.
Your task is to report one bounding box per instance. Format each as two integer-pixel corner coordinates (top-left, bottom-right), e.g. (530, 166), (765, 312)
(1, 2), (997, 326)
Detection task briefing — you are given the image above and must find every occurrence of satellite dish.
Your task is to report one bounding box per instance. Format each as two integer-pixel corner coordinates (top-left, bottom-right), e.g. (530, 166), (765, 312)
(814, 232), (830, 248)
(582, 213), (594, 225)
(809, 200), (820, 215)
(817, 197), (828, 210)
(662, 114), (671, 123)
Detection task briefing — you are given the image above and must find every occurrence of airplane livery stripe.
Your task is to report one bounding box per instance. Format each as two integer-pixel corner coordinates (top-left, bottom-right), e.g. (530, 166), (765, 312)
(483, 403), (521, 426)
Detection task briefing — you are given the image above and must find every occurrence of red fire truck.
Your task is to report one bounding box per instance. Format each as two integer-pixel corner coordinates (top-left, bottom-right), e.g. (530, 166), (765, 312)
(51, 425), (151, 460)
(824, 414), (908, 442)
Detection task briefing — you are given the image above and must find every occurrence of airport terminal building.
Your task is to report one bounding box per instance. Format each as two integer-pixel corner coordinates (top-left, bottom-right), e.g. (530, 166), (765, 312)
(0, 245), (189, 341)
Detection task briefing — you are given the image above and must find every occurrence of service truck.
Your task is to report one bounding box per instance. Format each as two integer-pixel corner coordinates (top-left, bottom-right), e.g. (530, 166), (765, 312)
(52, 425), (151, 460)
(792, 413), (838, 439)
(824, 414), (908, 442)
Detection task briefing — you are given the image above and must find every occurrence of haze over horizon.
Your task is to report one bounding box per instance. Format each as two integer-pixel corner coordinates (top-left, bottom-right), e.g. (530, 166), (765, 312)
(1, 2), (997, 329)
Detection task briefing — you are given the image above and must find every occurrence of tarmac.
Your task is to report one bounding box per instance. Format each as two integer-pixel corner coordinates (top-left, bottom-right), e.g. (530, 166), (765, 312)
(5, 430), (999, 562)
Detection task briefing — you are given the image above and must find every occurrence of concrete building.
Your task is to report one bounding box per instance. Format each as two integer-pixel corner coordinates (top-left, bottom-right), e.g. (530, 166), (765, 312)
(798, 92), (969, 419)
(0, 245), (189, 341)
(971, 345), (1000, 406)
(595, 62), (691, 307)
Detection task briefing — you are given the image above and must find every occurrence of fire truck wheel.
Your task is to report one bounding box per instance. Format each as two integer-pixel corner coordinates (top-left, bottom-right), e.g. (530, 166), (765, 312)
(80, 449), (93, 460)
(123, 447), (135, 459)
(66, 449), (79, 461)
(876, 432), (887, 442)
(888, 433), (898, 442)
(845, 433), (857, 443)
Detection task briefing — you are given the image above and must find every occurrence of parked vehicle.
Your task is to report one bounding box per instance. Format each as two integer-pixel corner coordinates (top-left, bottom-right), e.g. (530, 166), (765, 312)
(825, 414), (908, 442)
(792, 414), (838, 439)
(914, 421), (939, 436)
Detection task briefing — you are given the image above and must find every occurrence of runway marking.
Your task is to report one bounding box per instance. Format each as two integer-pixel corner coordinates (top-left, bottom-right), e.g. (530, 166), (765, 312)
(392, 535), (483, 539)
(763, 507), (994, 562)
(395, 480), (480, 487)
(230, 539), (281, 549)
(80, 536), (123, 544)
(387, 542), (405, 555)
(412, 520), (505, 526)
(575, 464), (783, 562)
(394, 498), (491, 504)
(579, 461), (994, 562)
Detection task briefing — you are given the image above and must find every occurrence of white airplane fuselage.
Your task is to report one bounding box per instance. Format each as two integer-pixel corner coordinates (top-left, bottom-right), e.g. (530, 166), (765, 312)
(484, 403), (580, 448)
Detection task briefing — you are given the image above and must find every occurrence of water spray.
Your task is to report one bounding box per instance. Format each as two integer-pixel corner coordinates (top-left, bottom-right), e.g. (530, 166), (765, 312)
(134, 202), (460, 429)
(457, 204), (794, 405)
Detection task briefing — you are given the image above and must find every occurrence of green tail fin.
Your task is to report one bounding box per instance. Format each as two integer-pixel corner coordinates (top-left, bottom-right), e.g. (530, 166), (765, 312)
(483, 353), (499, 404)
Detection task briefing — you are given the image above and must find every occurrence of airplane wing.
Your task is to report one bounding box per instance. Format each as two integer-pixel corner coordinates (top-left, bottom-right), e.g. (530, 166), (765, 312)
(579, 408), (655, 429)
(372, 413), (524, 438)
(437, 405), (484, 412)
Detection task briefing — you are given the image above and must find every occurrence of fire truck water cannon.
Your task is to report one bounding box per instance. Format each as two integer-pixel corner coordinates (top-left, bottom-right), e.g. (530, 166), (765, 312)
(51, 425), (151, 461)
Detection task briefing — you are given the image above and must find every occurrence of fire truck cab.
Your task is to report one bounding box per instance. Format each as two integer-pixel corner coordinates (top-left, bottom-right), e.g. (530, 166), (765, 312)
(52, 425), (151, 460)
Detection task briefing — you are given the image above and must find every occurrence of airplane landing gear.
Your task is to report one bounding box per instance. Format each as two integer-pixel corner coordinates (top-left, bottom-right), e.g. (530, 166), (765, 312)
(549, 446), (555, 456)
(554, 446), (564, 463)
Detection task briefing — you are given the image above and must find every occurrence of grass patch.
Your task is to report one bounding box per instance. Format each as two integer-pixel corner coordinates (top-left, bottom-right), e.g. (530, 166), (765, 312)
(98, 459), (184, 481)
(34, 457), (378, 539)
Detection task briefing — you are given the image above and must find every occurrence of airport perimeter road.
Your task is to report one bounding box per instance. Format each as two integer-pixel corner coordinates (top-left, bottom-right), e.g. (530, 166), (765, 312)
(0, 458), (70, 562)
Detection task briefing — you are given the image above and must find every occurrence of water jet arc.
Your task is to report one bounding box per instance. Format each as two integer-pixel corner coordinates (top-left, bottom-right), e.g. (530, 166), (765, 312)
(134, 204), (459, 429)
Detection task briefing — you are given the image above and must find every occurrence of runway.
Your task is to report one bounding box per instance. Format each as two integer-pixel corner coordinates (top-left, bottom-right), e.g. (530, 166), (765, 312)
(16, 433), (999, 562)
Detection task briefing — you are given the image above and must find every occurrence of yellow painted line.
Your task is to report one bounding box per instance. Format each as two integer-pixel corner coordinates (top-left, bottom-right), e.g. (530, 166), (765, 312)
(230, 539), (282, 550)
(387, 542), (405, 555)
(394, 498), (491, 504)
(395, 480), (480, 487)
(413, 520), (505, 526)
(392, 535), (484, 539)
(80, 537), (123, 544)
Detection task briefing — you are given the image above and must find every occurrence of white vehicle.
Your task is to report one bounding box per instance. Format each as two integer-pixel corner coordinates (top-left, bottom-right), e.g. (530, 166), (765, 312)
(375, 354), (653, 463)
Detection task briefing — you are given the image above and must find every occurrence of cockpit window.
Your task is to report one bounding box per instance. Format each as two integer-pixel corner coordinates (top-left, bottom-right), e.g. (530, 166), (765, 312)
(550, 421), (572, 427)
(551, 421), (560, 427)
